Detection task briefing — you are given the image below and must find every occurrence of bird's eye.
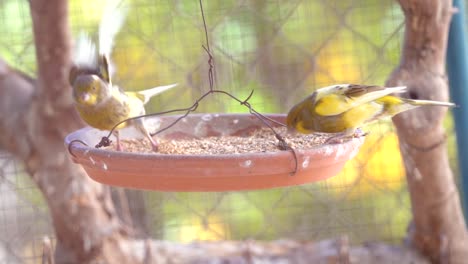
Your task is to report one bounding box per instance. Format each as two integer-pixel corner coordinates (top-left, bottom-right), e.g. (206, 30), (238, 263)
(92, 85), (96, 91)
(409, 91), (419, 99)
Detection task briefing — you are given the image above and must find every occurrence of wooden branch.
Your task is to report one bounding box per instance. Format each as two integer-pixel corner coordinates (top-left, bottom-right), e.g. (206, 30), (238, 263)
(387, 0), (468, 262)
(119, 238), (429, 264)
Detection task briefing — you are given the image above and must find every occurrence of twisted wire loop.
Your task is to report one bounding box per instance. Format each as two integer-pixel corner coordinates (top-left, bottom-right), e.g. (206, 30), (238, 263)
(67, 139), (89, 158)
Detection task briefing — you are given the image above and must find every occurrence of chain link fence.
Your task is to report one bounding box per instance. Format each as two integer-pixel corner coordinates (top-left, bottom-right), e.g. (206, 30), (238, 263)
(0, 0), (460, 263)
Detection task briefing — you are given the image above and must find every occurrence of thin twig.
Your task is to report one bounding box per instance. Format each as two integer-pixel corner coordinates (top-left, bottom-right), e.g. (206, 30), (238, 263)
(200, 1), (210, 54)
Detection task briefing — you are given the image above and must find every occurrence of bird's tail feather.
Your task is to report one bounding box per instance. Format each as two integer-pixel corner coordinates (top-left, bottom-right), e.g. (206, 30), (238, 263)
(404, 98), (456, 107)
(138, 83), (178, 104)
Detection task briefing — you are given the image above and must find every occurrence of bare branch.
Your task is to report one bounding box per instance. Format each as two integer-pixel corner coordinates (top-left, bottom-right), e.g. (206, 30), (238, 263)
(126, 238), (429, 264)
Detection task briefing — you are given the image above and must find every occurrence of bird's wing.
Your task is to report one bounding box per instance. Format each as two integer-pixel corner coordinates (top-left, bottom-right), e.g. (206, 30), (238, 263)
(99, 54), (112, 85)
(73, 32), (97, 68)
(70, 32), (100, 85)
(98, 0), (129, 82)
(314, 85), (406, 116)
(344, 85), (406, 102)
(71, 1), (128, 87)
(131, 83), (178, 104)
(99, 0), (129, 58)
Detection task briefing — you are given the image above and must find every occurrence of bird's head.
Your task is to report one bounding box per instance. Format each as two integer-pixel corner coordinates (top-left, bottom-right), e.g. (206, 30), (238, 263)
(286, 102), (303, 134)
(72, 74), (111, 106)
(286, 92), (318, 134)
(286, 100), (308, 134)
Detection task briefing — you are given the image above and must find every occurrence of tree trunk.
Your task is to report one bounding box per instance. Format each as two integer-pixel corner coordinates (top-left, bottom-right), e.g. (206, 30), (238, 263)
(0, 0), (137, 262)
(386, 0), (468, 262)
(111, 188), (151, 237)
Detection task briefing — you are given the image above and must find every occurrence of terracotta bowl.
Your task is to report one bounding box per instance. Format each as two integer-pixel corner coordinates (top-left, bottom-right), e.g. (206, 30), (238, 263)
(65, 114), (364, 192)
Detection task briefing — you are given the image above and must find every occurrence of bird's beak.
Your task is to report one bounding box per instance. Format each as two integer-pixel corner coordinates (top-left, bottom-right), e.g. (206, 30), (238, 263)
(287, 126), (297, 135)
(80, 93), (91, 103)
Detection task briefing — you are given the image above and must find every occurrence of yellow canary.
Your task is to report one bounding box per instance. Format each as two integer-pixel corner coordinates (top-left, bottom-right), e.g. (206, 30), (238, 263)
(70, 1), (177, 151)
(286, 84), (455, 136)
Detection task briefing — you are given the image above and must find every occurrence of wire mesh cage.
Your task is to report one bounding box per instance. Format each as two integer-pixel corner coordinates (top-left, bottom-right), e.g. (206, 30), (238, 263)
(0, 0), (461, 263)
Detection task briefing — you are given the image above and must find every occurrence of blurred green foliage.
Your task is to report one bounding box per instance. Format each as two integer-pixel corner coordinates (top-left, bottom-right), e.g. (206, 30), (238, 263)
(0, 0), (35, 73)
(0, 0), (460, 246)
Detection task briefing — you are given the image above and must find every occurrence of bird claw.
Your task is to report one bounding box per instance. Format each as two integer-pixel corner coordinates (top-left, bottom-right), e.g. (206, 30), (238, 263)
(325, 129), (368, 144)
(116, 143), (124, 151)
(325, 136), (347, 144)
(353, 128), (368, 138)
(151, 143), (159, 152)
(149, 137), (159, 152)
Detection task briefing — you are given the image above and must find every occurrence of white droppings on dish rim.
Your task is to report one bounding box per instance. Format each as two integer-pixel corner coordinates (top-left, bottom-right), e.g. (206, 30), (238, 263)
(201, 114), (213, 122)
(239, 160), (253, 168)
(302, 156), (310, 168)
(333, 144), (348, 161)
(321, 145), (336, 156)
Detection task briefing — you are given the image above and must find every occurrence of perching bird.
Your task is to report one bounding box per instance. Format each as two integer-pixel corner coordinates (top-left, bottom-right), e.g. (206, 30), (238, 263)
(70, 1), (177, 151)
(286, 84), (455, 137)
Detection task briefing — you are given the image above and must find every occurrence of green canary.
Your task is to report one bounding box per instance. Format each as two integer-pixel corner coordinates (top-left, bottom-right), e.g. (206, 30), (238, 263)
(70, 1), (177, 151)
(286, 84), (455, 136)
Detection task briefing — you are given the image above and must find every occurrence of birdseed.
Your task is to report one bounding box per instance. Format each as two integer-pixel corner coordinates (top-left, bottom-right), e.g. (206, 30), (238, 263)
(109, 127), (331, 154)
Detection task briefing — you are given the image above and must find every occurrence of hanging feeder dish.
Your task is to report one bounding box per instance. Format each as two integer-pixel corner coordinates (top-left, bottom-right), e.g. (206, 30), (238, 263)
(65, 113), (364, 192)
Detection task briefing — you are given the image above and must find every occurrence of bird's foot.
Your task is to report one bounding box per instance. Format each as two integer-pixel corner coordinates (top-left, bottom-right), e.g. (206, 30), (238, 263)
(149, 137), (159, 152)
(325, 129), (368, 144)
(151, 143), (159, 152)
(112, 131), (124, 151)
(353, 128), (368, 138)
(116, 142), (124, 151)
(325, 135), (347, 144)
